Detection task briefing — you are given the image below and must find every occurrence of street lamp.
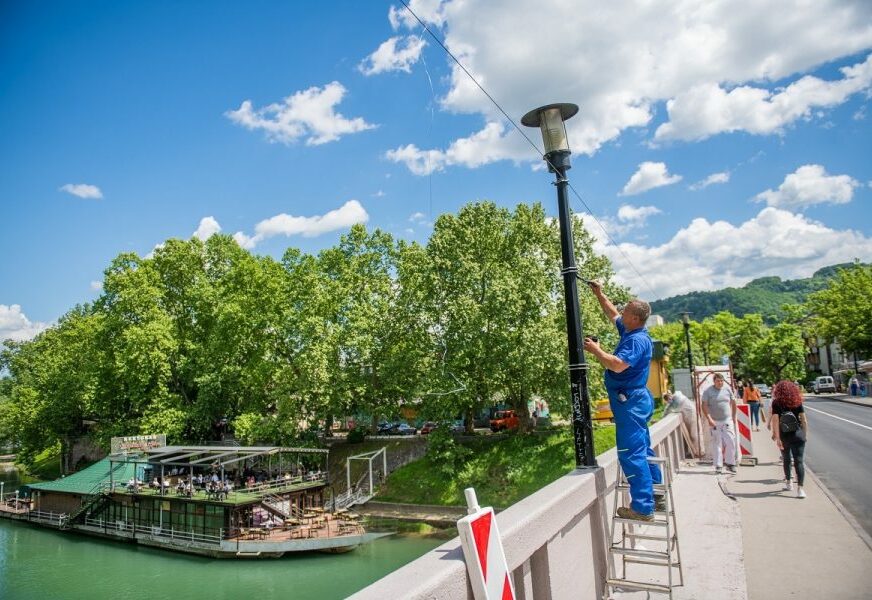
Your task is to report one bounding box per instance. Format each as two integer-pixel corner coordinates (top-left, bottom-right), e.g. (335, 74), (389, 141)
(680, 312), (695, 395)
(522, 102), (596, 468)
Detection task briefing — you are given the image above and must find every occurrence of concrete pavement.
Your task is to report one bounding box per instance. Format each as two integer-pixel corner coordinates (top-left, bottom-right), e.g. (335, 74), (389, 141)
(811, 392), (872, 408)
(612, 426), (872, 599)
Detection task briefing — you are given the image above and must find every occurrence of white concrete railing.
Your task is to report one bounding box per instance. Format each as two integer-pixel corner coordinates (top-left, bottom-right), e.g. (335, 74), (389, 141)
(348, 414), (682, 600)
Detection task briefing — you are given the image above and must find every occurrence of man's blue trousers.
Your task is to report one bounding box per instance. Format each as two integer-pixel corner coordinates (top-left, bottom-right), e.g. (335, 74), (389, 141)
(609, 387), (662, 514)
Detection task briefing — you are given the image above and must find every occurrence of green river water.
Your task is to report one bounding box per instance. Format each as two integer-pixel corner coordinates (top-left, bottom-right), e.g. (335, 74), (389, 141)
(0, 470), (445, 600)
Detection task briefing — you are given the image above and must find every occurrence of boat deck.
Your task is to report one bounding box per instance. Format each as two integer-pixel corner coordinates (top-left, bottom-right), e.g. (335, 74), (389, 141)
(112, 477), (325, 505)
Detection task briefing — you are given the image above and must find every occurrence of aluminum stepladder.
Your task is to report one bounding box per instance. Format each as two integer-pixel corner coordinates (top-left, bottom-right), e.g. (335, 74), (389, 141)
(605, 455), (684, 599)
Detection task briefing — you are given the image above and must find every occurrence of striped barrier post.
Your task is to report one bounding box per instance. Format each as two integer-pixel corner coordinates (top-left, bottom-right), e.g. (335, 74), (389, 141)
(458, 488), (515, 600)
(736, 404), (757, 466)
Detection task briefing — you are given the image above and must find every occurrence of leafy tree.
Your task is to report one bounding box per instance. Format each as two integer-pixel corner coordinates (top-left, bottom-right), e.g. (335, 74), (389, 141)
(807, 262), (872, 356)
(747, 323), (806, 383)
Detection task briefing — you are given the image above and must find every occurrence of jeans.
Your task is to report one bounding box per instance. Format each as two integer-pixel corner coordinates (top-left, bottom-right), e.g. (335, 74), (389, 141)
(781, 437), (805, 486)
(610, 387), (663, 514)
(748, 402), (760, 427)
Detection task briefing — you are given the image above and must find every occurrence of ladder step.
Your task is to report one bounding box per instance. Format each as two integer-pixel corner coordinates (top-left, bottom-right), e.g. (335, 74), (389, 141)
(606, 578), (671, 594)
(647, 457), (669, 464)
(614, 515), (669, 526)
(610, 546), (671, 561)
(622, 531), (676, 542)
(624, 556), (681, 568)
(615, 483), (669, 493)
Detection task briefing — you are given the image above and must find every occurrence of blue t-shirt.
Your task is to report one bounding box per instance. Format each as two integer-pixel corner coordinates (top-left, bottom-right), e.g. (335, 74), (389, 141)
(604, 316), (652, 391)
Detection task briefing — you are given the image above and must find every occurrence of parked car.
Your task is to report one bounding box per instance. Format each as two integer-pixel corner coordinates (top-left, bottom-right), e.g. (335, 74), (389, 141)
(451, 420), (466, 433)
(387, 423), (418, 436)
(813, 376), (836, 394)
(376, 421), (395, 434)
(490, 410), (520, 432)
(420, 421), (438, 435)
(754, 383), (771, 398)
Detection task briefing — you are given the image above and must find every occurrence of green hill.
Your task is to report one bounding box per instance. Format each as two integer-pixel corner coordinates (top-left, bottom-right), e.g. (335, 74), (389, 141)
(650, 263), (861, 324)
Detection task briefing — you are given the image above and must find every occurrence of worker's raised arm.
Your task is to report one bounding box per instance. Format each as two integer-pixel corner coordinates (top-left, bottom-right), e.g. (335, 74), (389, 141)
(587, 279), (620, 321)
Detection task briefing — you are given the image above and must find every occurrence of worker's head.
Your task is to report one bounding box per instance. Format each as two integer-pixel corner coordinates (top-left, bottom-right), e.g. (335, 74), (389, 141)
(713, 373), (725, 389)
(622, 298), (651, 329)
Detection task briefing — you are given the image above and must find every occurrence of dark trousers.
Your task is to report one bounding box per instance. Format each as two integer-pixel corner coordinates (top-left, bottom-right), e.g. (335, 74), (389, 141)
(749, 402), (760, 426)
(781, 437), (805, 486)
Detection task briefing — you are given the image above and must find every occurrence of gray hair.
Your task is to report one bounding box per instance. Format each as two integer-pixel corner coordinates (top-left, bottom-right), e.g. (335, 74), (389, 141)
(626, 299), (651, 323)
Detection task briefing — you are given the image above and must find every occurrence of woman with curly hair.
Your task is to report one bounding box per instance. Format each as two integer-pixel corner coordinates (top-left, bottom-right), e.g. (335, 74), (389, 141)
(771, 380), (809, 498)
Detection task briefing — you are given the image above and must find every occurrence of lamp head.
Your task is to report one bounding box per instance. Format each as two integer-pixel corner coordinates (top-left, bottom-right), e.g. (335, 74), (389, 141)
(521, 103), (579, 155)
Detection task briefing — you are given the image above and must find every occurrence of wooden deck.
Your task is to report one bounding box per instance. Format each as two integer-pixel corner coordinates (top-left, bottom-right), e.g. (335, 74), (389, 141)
(229, 512), (365, 542)
(111, 478), (325, 506)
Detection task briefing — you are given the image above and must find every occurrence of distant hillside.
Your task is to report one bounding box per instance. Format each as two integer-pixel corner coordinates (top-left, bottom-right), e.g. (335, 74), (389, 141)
(650, 263), (862, 324)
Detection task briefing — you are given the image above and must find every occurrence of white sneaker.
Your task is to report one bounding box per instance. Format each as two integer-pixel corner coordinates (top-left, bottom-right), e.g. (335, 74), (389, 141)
(783, 480), (792, 491)
(797, 487), (806, 499)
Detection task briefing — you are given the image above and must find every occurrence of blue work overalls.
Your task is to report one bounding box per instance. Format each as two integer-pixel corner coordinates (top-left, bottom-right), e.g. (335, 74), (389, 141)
(606, 318), (662, 515)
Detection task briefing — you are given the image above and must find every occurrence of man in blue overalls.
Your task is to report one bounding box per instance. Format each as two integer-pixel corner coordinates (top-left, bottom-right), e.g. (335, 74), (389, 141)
(583, 281), (662, 521)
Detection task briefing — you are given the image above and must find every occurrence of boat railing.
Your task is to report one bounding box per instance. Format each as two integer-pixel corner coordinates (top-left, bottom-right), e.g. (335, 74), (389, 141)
(27, 509), (69, 527)
(81, 517), (224, 545)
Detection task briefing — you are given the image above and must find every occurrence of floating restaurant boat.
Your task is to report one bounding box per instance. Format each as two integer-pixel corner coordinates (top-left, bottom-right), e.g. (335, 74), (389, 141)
(0, 436), (384, 558)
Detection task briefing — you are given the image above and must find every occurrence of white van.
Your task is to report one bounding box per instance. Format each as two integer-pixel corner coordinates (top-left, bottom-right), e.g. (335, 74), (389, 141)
(813, 376), (836, 394)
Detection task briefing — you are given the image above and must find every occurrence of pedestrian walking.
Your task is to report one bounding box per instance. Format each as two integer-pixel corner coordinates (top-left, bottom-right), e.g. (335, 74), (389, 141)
(849, 375), (859, 397)
(701, 373), (738, 474)
(771, 380), (809, 498)
(743, 379), (762, 431)
(583, 281), (662, 522)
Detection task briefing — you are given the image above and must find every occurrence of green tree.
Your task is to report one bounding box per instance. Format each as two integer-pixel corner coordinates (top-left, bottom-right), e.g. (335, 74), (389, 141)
(807, 262), (872, 356)
(747, 323), (806, 383)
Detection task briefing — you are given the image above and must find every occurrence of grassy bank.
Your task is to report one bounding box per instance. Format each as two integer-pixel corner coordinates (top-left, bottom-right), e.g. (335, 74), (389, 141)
(376, 424), (617, 508)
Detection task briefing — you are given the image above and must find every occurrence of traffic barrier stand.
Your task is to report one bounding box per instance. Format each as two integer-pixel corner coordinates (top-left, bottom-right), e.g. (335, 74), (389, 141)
(736, 404), (757, 466)
(457, 488), (515, 600)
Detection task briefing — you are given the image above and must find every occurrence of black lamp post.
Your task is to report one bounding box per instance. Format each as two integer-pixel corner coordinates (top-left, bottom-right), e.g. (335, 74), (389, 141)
(522, 103), (595, 468)
(680, 312), (696, 399)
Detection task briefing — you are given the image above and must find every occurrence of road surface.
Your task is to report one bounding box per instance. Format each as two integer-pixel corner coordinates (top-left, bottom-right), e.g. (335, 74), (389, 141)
(801, 395), (872, 537)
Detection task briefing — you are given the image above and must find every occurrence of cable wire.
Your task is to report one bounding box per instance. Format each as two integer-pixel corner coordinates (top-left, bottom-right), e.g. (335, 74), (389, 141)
(398, 0), (660, 299)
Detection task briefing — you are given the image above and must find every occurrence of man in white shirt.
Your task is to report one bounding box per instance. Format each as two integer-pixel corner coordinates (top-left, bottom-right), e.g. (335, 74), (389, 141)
(701, 374), (738, 473)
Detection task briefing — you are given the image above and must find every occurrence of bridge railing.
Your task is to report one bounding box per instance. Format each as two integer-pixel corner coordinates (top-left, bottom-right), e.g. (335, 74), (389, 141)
(348, 414), (682, 600)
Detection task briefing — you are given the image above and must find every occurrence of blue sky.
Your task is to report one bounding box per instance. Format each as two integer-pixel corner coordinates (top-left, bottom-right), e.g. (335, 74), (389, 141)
(2, 0), (872, 341)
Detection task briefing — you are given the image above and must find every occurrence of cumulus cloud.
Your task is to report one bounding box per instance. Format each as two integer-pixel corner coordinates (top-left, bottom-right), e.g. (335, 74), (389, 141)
(388, 0), (445, 30)
(409, 211), (427, 222)
(386, 121), (532, 175)
(578, 207), (872, 300)
(233, 200), (369, 249)
(0, 304), (51, 343)
(655, 54), (872, 142)
(59, 183), (102, 199)
(226, 82), (375, 146)
(193, 216), (222, 240)
(383, 0), (872, 173)
(754, 164), (861, 209)
(689, 172), (730, 191)
(90, 281), (103, 292)
(621, 162), (682, 196)
(359, 35), (426, 75)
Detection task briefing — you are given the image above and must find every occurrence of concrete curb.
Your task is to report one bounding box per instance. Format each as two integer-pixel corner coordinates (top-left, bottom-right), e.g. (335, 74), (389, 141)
(804, 464), (872, 553)
(805, 393), (872, 409)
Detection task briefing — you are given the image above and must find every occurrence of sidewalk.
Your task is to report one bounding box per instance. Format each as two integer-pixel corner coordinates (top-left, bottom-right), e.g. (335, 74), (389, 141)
(734, 427), (872, 599)
(611, 427), (872, 599)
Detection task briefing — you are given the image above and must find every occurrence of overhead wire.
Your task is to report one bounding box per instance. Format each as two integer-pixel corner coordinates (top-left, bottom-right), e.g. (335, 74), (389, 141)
(398, 0), (660, 300)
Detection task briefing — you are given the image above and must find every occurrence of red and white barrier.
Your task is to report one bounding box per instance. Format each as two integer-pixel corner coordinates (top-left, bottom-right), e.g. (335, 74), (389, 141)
(736, 404), (757, 465)
(458, 488), (516, 600)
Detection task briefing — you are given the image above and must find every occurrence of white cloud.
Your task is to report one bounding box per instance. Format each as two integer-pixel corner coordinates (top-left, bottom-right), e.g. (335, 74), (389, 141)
(0, 304), (51, 343)
(193, 216), (222, 240)
(409, 211), (427, 223)
(617, 205), (661, 223)
(384, 0), (872, 173)
(620, 162), (682, 196)
(59, 183), (102, 199)
(754, 164), (860, 209)
(226, 81), (376, 146)
(359, 36), (426, 75)
(655, 54), (872, 142)
(386, 121), (531, 175)
(578, 207), (872, 300)
(689, 171), (730, 191)
(388, 0), (445, 30)
(90, 281), (103, 292)
(233, 200), (369, 249)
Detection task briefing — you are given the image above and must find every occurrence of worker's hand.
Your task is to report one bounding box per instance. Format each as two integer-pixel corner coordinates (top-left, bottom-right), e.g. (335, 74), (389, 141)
(583, 337), (600, 353)
(586, 279), (603, 295)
